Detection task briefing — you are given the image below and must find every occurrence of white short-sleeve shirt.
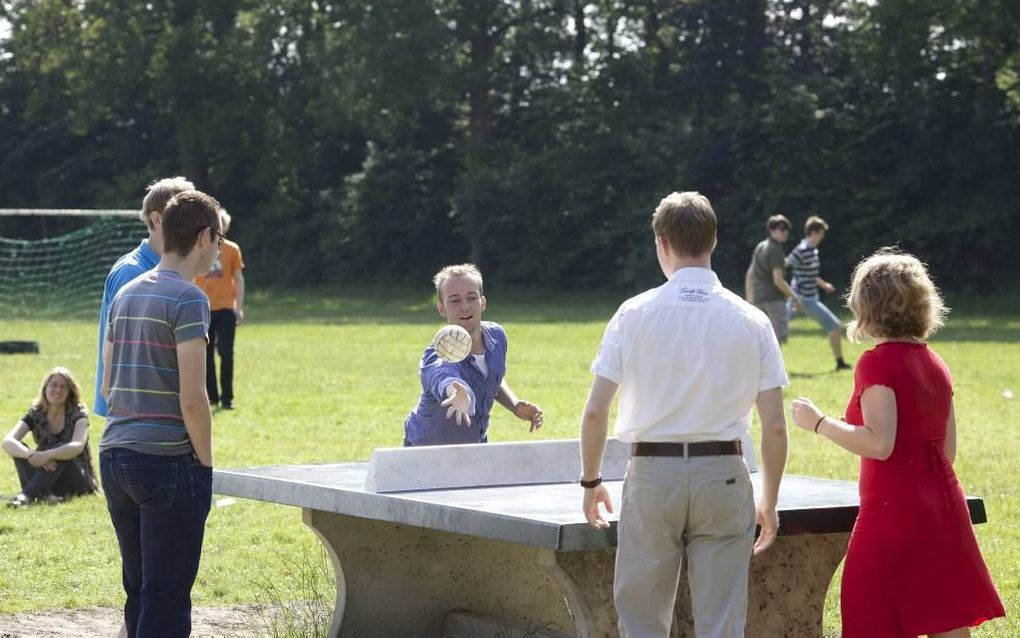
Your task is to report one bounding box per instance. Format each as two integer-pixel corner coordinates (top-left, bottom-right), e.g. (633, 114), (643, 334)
(592, 267), (788, 443)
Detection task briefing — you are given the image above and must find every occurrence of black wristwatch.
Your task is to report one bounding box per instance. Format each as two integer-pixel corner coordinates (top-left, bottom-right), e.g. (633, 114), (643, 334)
(580, 475), (603, 489)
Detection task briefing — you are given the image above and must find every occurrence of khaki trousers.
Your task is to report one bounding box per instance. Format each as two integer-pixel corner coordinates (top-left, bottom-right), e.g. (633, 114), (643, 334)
(614, 454), (755, 638)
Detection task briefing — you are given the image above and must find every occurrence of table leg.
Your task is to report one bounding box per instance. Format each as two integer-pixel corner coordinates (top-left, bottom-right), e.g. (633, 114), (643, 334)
(304, 509), (847, 638)
(556, 533), (849, 637)
(304, 509), (579, 636)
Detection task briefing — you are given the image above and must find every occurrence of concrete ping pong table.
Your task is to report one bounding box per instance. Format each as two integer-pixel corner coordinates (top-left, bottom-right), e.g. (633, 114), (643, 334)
(212, 439), (988, 637)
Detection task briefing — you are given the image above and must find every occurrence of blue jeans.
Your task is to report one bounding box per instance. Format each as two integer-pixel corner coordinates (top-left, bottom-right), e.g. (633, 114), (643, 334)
(100, 449), (213, 638)
(788, 295), (841, 334)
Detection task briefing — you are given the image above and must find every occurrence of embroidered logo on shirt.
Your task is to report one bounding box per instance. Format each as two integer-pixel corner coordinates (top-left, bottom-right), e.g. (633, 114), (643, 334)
(677, 286), (710, 303)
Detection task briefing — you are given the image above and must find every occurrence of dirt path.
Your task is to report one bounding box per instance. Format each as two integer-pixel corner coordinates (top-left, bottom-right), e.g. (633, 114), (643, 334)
(0, 606), (255, 637)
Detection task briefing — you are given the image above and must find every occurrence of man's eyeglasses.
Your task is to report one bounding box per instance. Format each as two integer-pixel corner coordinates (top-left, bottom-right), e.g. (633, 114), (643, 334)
(200, 226), (226, 247)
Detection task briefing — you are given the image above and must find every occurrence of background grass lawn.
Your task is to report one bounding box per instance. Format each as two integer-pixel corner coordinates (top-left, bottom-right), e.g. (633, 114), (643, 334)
(1, 288), (1016, 635)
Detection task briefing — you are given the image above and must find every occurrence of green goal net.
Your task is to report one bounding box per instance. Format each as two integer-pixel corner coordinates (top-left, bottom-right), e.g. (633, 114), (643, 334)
(0, 209), (144, 319)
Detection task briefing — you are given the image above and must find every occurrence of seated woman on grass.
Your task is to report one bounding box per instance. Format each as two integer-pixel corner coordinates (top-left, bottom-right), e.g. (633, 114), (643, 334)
(2, 366), (99, 507)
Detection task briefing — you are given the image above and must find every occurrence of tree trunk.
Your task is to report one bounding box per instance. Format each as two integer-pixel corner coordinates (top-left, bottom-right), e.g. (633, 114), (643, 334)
(464, 22), (495, 268)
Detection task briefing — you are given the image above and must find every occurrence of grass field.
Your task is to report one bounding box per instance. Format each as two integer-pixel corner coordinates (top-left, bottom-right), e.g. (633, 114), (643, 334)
(0, 287), (1016, 635)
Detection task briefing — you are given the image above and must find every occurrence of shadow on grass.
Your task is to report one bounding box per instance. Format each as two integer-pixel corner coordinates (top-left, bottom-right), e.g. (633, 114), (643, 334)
(788, 371), (822, 379)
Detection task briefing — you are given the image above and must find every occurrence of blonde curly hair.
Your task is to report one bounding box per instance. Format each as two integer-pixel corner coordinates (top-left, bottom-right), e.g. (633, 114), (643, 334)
(845, 248), (948, 343)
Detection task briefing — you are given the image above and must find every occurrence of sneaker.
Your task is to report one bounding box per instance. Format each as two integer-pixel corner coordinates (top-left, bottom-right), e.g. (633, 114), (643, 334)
(836, 361), (853, 371)
(221, 400), (234, 410)
(7, 494), (29, 508)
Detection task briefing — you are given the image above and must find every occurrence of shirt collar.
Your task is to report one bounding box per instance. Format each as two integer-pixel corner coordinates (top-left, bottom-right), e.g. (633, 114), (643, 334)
(138, 239), (159, 268)
(668, 267), (720, 286)
(480, 322), (497, 353)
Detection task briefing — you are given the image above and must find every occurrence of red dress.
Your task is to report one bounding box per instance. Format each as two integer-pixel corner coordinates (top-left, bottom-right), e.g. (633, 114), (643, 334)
(841, 342), (1005, 637)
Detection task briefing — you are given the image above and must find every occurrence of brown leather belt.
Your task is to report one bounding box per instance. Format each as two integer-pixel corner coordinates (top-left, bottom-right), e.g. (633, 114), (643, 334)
(631, 440), (742, 457)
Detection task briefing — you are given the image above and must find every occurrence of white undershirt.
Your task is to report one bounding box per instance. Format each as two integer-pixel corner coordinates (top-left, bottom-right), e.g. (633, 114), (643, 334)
(472, 353), (489, 377)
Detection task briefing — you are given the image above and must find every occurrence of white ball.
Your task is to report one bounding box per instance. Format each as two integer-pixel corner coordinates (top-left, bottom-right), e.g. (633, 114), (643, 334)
(433, 324), (472, 363)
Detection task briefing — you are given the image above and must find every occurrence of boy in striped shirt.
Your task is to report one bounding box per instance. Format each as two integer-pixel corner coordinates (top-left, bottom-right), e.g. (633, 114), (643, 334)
(99, 190), (223, 636)
(786, 215), (851, 371)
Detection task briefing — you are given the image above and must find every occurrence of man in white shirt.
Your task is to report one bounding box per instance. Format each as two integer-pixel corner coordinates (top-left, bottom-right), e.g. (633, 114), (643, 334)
(579, 191), (789, 637)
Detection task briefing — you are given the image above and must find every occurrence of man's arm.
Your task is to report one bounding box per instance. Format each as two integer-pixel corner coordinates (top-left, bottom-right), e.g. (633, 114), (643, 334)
(495, 380), (543, 432)
(744, 266), (755, 304)
(101, 339), (113, 402)
(814, 275), (836, 294)
(772, 268), (800, 308)
(580, 375), (619, 529)
(753, 387), (788, 554)
(234, 270), (245, 324)
(177, 338), (213, 466)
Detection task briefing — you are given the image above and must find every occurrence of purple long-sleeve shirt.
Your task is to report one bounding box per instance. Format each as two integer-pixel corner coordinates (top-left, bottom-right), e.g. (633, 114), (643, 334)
(403, 321), (508, 446)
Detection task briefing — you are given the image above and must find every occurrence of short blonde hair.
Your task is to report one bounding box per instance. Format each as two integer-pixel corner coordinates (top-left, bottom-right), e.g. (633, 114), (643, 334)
(140, 176), (194, 229)
(33, 366), (84, 412)
(433, 263), (484, 299)
(845, 249), (948, 343)
(651, 191), (717, 257)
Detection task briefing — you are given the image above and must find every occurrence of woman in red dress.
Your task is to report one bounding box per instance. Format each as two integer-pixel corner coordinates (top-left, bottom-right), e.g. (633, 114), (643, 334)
(791, 249), (1005, 637)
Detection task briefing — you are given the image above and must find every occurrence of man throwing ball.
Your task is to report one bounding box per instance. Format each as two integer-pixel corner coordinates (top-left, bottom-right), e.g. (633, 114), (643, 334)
(403, 264), (543, 446)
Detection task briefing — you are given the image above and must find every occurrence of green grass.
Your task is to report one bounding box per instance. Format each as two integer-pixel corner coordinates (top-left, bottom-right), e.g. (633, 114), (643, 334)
(0, 289), (1016, 635)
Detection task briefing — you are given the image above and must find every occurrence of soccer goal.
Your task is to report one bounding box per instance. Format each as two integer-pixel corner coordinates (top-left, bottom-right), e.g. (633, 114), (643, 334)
(0, 209), (144, 319)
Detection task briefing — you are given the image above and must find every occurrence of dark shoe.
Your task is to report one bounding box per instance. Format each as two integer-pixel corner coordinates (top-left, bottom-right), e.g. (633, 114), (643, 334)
(836, 361), (853, 371)
(221, 400), (234, 410)
(209, 398), (219, 406)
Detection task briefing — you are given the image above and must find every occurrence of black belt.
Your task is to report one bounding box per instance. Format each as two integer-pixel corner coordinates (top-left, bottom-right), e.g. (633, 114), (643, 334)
(632, 440), (742, 457)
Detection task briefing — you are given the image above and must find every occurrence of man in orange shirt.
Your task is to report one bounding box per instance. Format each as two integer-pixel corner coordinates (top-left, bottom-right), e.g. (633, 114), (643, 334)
(196, 209), (245, 410)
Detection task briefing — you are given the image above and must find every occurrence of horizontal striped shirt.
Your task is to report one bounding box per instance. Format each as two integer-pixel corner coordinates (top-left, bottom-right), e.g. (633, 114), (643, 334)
(100, 269), (209, 456)
(787, 239), (821, 298)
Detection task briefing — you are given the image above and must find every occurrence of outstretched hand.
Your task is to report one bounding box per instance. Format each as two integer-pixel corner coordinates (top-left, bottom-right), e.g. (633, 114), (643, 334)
(441, 381), (472, 426)
(514, 400), (544, 432)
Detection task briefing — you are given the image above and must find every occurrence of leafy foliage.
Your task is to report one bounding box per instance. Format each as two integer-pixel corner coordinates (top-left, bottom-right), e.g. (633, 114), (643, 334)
(1, 1), (1017, 292)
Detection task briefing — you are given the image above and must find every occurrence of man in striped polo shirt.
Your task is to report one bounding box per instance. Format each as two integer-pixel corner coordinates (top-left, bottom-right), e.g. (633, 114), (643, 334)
(99, 190), (223, 636)
(786, 215), (851, 371)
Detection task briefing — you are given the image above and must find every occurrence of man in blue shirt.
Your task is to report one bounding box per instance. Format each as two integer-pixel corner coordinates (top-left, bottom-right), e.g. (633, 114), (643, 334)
(94, 177), (194, 417)
(403, 264), (543, 446)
